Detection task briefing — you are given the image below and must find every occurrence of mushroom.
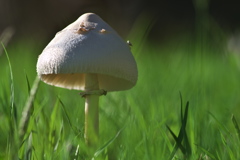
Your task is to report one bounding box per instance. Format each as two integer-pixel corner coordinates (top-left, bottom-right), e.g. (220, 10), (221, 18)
(36, 13), (138, 148)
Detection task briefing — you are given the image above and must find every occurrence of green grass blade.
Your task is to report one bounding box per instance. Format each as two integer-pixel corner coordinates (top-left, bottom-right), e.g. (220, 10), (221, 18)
(179, 92), (183, 121)
(25, 72), (31, 96)
(182, 102), (189, 129)
(166, 125), (186, 155)
(93, 128), (123, 158)
(231, 114), (240, 141)
(219, 130), (235, 159)
(167, 101), (191, 159)
(48, 98), (61, 153)
(208, 112), (230, 134)
(1, 42), (19, 160)
(182, 102), (191, 156)
(195, 144), (217, 160)
(1, 42), (14, 118)
(59, 98), (78, 135)
(18, 131), (32, 159)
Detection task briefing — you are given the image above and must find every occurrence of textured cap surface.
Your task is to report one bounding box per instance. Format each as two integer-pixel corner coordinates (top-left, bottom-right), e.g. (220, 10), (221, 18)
(37, 13), (138, 91)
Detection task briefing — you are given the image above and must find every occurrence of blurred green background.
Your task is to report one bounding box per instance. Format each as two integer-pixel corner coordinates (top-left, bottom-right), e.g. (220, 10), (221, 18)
(1, 0), (240, 159)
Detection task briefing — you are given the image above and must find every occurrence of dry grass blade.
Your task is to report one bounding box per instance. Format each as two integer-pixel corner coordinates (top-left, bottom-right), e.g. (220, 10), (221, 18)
(18, 76), (40, 141)
(0, 27), (15, 56)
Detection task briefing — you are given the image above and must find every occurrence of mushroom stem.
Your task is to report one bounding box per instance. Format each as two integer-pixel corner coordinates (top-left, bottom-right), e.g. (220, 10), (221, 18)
(84, 73), (99, 147)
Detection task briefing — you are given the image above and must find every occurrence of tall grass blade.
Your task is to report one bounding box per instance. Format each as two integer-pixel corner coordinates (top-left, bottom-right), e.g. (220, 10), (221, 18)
(93, 128), (123, 158)
(219, 130), (235, 159)
(25, 73), (31, 96)
(18, 131), (33, 159)
(180, 92), (183, 121)
(56, 120), (64, 151)
(0, 27), (15, 56)
(1, 42), (19, 160)
(167, 100), (190, 160)
(182, 102), (191, 156)
(1, 42), (15, 119)
(166, 125), (186, 154)
(231, 114), (240, 141)
(26, 132), (33, 160)
(59, 98), (78, 135)
(19, 76), (40, 141)
(208, 112), (230, 134)
(49, 99), (61, 152)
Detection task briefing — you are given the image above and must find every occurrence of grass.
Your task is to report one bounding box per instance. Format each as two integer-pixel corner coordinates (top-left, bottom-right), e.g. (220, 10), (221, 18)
(1, 16), (240, 160)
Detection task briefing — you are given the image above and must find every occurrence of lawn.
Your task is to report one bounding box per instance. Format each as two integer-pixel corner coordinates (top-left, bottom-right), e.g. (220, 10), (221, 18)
(1, 15), (240, 160)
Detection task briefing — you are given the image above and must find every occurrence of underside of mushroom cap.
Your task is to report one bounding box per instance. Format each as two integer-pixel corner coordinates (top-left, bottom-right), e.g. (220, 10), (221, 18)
(37, 13), (138, 91)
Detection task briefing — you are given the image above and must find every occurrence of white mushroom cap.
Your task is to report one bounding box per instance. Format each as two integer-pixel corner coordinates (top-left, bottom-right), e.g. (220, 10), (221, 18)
(37, 13), (138, 91)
